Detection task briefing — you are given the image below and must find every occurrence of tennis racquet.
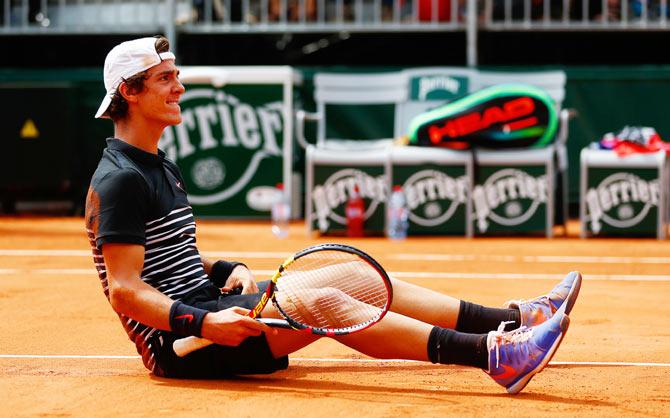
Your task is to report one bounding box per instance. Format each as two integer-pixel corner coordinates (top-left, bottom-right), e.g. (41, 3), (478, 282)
(173, 243), (393, 357)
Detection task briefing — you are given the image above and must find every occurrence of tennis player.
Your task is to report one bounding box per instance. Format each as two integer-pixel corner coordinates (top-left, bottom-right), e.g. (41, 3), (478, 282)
(85, 36), (581, 394)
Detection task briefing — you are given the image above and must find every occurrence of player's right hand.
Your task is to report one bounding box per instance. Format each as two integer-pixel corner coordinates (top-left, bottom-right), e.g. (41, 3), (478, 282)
(200, 306), (276, 346)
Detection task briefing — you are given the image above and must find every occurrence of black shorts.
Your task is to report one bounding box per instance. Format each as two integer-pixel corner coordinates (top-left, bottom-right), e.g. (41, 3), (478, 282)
(153, 280), (289, 379)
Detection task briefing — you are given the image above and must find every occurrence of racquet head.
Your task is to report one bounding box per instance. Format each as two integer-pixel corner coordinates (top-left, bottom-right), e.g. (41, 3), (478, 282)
(251, 243), (393, 336)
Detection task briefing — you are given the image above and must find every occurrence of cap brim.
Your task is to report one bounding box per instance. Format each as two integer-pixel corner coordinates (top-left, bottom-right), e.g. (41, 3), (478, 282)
(95, 94), (112, 119)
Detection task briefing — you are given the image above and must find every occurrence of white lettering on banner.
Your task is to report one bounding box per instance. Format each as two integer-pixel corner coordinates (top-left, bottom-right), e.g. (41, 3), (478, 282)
(159, 89), (284, 205)
(403, 170), (469, 227)
(235, 104), (261, 149)
(217, 103), (238, 147)
(586, 172), (660, 234)
(194, 104), (218, 151)
(472, 169), (548, 233)
(312, 169), (388, 232)
(418, 76), (461, 100)
(174, 109), (196, 159)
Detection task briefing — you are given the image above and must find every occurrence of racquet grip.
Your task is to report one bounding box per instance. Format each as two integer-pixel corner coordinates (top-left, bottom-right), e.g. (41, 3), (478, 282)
(172, 319), (292, 357)
(173, 336), (213, 357)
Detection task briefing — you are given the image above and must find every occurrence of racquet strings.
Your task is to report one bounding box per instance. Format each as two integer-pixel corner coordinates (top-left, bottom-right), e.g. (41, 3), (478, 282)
(275, 250), (389, 331)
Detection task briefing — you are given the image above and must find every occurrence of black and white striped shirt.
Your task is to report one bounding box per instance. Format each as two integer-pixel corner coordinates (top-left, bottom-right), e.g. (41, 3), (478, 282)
(85, 138), (209, 373)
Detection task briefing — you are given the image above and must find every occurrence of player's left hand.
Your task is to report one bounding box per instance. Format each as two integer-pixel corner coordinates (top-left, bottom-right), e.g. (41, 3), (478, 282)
(221, 264), (259, 295)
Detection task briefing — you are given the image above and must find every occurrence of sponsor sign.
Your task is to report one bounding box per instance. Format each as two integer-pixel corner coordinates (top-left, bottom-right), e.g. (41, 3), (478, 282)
(409, 74), (469, 101)
(159, 84), (286, 217)
(393, 165), (469, 234)
(311, 167), (388, 234)
(472, 167), (548, 234)
(585, 169), (661, 235)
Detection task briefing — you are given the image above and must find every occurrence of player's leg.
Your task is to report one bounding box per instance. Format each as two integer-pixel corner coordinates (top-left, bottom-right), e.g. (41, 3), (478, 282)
(263, 305), (571, 395)
(388, 277), (461, 329)
(389, 271), (582, 332)
(262, 307), (443, 361)
(334, 306), (571, 395)
(389, 277), (520, 333)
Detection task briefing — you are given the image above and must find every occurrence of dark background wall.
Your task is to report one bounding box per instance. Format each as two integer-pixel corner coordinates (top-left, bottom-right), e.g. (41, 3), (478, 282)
(3, 31), (670, 68)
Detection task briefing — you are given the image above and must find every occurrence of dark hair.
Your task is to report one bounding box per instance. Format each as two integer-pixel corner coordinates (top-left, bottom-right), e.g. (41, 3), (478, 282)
(106, 36), (171, 121)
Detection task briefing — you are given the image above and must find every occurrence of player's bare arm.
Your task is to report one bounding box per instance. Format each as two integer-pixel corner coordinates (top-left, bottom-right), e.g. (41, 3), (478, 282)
(104, 243), (270, 345)
(103, 243), (174, 330)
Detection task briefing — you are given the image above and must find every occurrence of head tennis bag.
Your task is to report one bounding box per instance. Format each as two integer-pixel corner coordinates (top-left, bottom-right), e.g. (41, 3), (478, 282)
(407, 84), (559, 150)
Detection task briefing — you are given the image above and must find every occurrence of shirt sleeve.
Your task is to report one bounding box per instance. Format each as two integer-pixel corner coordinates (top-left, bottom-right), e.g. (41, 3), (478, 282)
(90, 168), (151, 248)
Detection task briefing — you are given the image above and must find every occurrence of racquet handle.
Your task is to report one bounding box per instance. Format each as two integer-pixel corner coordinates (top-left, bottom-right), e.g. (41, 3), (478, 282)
(173, 336), (212, 357)
(172, 318), (293, 357)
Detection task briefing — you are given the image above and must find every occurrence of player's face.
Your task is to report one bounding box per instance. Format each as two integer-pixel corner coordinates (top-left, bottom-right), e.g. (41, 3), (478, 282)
(136, 59), (185, 127)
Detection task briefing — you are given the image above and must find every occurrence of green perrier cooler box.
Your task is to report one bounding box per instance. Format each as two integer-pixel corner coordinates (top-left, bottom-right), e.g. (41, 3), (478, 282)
(159, 67), (295, 217)
(471, 148), (558, 236)
(390, 146), (472, 236)
(306, 146), (389, 235)
(580, 148), (668, 238)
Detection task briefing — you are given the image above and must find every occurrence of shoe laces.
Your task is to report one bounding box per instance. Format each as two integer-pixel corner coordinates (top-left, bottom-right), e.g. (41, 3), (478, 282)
(489, 321), (534, 369)
(504, 295), (549, 309)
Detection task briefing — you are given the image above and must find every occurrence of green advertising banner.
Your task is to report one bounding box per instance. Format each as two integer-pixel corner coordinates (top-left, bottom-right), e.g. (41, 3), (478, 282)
(472, 166), (549, 235)
(584, 167), (661, 236)
(310, 165), (388, 235)
(158, 67), (294, 218)
(392, 164), (469, 235)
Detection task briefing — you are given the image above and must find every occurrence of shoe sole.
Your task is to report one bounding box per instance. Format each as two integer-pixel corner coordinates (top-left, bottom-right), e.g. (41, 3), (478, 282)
(506, 313), (571, 395)
(559, 271), (582, 317)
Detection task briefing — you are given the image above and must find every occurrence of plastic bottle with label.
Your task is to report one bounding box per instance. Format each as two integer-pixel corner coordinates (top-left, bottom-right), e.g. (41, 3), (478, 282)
(387, 185), (409, 240)
(345, 185), (365, 237)
(271, 183), (290, 238)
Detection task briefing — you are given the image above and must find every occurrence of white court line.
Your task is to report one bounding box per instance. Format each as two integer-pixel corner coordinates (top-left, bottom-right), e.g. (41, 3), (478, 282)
(0, 250), (294, 258)
(393, 254), (670, 264)
(0, 355), (139, 359)
(290, 359), (670, 368)
(2, 249), (670, 265)
(0, 268), (669, 282)
(389, 272), (670, 282)
(0, 354), (669, 368)
(34, 269), (97, 275)
(0, 250), (91, 256)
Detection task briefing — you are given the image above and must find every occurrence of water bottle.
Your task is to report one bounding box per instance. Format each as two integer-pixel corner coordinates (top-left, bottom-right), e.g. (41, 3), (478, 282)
(345, 185), (365, 237)
(271, 183), (290, 238)
(387, 185), (409, 240)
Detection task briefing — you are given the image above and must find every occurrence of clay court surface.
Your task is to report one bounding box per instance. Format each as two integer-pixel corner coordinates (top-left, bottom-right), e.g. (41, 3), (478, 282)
(1, 217), (669, 417)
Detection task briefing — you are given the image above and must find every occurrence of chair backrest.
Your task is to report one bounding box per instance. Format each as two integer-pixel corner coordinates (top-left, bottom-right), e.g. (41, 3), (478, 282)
(473, 70), (567, 109)
(313, 72), (408, 145)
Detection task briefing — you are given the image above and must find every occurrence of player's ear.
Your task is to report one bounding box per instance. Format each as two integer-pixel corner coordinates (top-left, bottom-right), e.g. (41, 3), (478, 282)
(118, 81), (139, 104)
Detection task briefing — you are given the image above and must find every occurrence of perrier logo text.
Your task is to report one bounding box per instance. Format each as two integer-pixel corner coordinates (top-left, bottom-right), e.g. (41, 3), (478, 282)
(403, 170), (469, 227)
(585, 172), (660, 234)
(159, 88), (284, 205)
(312, 169), (387, 232)
(472, 168), (547, 233)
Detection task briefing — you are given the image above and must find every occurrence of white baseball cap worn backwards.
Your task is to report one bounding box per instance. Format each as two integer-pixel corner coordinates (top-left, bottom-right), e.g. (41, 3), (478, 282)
(95, 37), (176, 119)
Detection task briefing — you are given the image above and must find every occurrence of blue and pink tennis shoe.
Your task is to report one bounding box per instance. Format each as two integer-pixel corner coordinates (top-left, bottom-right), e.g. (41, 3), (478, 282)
(486, 271), (582, 394)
